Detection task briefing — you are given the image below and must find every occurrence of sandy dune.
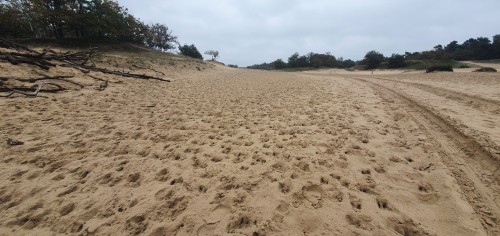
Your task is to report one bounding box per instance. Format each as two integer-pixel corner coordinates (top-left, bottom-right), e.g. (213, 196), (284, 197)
(1, 53), (499, 235)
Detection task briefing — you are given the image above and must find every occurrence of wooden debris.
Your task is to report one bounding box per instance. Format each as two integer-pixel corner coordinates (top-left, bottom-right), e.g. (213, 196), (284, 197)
(0, 83), (43, 98)
(78, 65), (171, 82)
(0, 39), (170, 98)
(7, 138), (24, 146)
(132, 64), (166, 76)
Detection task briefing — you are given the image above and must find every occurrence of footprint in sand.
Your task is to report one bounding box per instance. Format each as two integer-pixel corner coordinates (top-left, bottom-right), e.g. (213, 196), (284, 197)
(416, 181), (440, 204)
(206, 204), (231, 224)
(196, 205), (231, 235)
(376, 197), (390, 210)
(302, 185), (325, 208)
(349, 194), (362, 210)
(196, 223), (217, 236)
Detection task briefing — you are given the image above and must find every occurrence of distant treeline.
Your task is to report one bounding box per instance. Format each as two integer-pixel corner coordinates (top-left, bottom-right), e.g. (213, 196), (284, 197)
(247, 52), (356, 70)
(0, 0), (178, 50)
(248, 35), (500, 70)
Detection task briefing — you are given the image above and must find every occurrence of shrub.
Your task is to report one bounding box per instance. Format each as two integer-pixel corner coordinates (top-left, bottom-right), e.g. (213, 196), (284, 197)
(459, 64), (470, 68)
(426, 65), (453, 73)
(272, 59), (287, 69)
(228, 64), (238, 68)
(474, 67), (497, 72)
(363, 50), (384, 69)
(179, 44), (203, 59)
(387, 54), (406, 68)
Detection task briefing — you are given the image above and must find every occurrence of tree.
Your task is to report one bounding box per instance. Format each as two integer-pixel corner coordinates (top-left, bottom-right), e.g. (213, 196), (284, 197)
(179, 44), (203, 59)
(288, 52), (300, 67)
(433, 44), (443, 51)
(309, 52), (336, 68)
(272, 59), (287, 69)
(445, 41), (459, 52)
(287, 52), (310, 68)
(0, 0), (176, 49)
(363, 50), (384, 69)
(144, 23), (178, 51)
(338, 57), (356, 68)
(494, 35), (500, 58)
(387, 54), (406, 68)
(204, 50), (219, 61)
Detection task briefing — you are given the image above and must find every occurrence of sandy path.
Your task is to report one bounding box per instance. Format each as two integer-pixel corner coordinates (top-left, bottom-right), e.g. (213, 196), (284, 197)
(1, 66), (499, 235)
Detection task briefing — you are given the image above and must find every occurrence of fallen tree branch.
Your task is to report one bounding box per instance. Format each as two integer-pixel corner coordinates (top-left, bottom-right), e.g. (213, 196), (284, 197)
(79, 65), (170, 82)
(0, 39), (38, 53)
(0, 52), (55, 70)
(84, 74), (122, 84)
(0, 83), (43, 98)
(30, 72), (84, 88)
(60, 63), (90, 73)
(132, 64), (166, 76)
(0, 39), (171, 98)
(0, 83), (65, 93)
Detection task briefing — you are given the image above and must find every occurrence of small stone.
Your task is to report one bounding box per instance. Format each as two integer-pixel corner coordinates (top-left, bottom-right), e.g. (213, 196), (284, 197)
(7, 138), (24, 146)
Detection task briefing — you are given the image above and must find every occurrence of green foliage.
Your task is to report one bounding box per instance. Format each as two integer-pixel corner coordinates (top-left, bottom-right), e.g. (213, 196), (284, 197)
(363, 50), (384, 69)
(287, 52), (336, 68)
(249, 34), (500, 71)
(272, 58), (287, 69)
(251, 52), (344, 70)
(144, 23), (177, 51)
(387, 54), (406, 68)
(406, 35), (500, 61)
(179, 44), (203, 60)
(227, 64), (238, 68)
(308, 52), (336, 68)
(287, 52), (309, 68)
(337, 58), (356, 68)
(0, 0), (177, 51)
(426, 65), (453, 73)
(247, 62), (273, 70)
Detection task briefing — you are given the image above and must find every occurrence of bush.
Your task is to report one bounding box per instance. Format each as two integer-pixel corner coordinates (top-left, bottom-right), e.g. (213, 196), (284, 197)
(459, 64), (470, 68)
(363, 50), (384, 69)
(474, 67), (497, 72)
(426, 65), (453, 73)
(228, 64), (238, 68)
(388, 54), (406, 68)
(179, 44), (203, 59)
(272, 59), (287, 69)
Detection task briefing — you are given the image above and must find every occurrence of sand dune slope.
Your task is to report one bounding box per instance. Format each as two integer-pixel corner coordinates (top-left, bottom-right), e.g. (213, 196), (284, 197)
(1, 62), (499, 235)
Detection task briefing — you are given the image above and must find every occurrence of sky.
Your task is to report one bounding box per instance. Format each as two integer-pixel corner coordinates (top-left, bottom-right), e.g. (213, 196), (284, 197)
(117, 0), (500, 66)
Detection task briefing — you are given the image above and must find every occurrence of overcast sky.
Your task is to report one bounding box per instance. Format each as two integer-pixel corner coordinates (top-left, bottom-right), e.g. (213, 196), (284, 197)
(117, 0), (500, 66)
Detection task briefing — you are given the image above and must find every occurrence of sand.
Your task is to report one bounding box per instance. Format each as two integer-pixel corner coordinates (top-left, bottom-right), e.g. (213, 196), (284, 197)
(1, 51), (499, 236)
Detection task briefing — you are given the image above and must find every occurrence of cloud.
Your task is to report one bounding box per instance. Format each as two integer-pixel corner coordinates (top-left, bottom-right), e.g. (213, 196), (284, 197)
(118, 0), (500, 66)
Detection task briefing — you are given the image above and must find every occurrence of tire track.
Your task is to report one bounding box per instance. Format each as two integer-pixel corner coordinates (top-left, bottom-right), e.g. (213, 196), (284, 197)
(372, 77), (500, 114)
(352, 77), (500, 235)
